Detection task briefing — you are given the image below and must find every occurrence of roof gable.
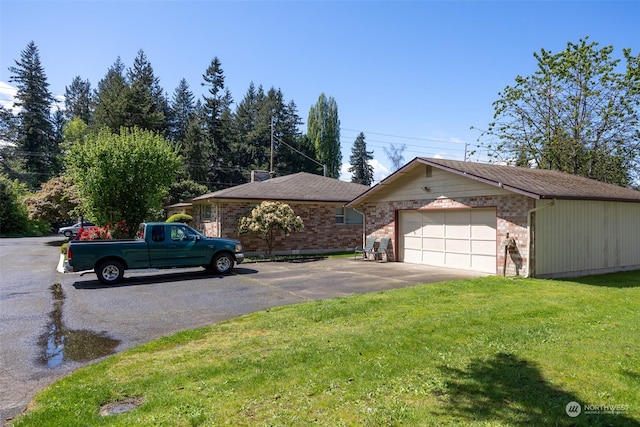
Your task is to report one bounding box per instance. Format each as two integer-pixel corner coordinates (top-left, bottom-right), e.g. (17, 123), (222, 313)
(193, 172), (370, 203)
(348, 157), (640, 205)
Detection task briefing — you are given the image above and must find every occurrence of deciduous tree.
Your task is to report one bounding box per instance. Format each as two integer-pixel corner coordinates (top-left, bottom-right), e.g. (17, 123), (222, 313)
(65, 127), (181, 234)
(0, 174), (30, 234)
(482, 38), (640, 185)
(307, 94), (341, 178)
(238, 201), (304, 256)
(24, 175), (79, 225)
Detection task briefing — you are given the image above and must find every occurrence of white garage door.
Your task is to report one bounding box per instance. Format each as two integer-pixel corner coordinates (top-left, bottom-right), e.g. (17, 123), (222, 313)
(399, 209), (496, 273)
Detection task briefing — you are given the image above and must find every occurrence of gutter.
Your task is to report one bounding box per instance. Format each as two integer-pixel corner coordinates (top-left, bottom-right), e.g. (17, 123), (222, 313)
(526, 199), (556, 278)
(352, 206), (366, 248)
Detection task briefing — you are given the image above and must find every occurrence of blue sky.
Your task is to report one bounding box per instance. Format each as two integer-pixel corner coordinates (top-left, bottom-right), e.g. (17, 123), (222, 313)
(1, 1), (639, 182)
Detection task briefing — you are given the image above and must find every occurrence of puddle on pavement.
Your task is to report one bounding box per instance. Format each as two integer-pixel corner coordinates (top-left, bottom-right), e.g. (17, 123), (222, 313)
(38, 283), (120, 368)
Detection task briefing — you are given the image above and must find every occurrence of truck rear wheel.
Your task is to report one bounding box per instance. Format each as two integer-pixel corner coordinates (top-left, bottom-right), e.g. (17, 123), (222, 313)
(212, 252), (234, 274)
(96, 260), (124, 285)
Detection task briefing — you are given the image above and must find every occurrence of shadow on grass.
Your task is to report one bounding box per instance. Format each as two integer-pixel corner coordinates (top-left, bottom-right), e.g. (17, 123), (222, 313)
(437, 352), (639, 426)
(559, 270), (640, 288)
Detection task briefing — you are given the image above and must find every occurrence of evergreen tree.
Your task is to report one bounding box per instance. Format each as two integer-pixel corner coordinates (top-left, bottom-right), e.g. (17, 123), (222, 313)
(234, 83), (267, 173)
(0, 106), (19, 178)
(307, 93), (341, 178)
(8, 41), (57, 189)
(348, 132), (374, 185)
(181, 108), (210, 185)
(64, 76), (93, 125)
(93, 58), (129, 133)
(168, 78), (196, 143)
(201, 57), (235, 188)
(272, 95), (314, 175)
(126, 49), (168, 134)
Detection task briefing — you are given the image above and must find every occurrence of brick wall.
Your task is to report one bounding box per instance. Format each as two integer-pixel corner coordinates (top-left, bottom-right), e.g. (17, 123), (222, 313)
(196, 201), (362, 256)
(364, 194), (534, 276)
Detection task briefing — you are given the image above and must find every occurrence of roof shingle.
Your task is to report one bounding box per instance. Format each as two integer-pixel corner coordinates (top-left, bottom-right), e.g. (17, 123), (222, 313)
(348, 157), (640, 204)
(192, 172), (370, 203)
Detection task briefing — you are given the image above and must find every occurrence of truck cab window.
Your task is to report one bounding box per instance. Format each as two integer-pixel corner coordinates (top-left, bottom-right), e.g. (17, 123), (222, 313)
(151, 225), (165, 242)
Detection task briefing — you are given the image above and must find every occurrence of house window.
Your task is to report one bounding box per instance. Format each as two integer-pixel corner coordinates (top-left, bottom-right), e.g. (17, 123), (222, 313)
(335, 207), (363, 225)
(203, 204), (212, 220)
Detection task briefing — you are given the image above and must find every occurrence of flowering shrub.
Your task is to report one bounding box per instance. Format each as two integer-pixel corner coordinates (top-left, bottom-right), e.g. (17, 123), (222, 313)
(76, 221), (132, 240)
(77, 226), (109, 240)
(107, 221), (131, 239)
(238, 201), (304, 256)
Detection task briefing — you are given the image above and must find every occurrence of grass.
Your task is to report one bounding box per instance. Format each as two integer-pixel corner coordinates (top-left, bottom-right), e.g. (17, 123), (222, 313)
(11, 272), (640, 426)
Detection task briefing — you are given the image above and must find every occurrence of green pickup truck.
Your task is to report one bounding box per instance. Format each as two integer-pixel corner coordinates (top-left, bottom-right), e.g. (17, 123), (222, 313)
(65, 222), (244, 284)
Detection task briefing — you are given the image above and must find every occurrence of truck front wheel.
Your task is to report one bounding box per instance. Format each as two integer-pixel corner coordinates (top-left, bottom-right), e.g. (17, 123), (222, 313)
(211, 252), (234, 274)
(96, 260), (124, 285)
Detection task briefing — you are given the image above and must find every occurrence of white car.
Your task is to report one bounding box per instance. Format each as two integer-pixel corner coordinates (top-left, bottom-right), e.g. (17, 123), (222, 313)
(58, 221), (95, 238)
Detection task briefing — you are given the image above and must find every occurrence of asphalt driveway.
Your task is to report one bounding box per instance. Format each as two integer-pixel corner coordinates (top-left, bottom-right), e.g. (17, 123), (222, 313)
(0, 237), (484, 424)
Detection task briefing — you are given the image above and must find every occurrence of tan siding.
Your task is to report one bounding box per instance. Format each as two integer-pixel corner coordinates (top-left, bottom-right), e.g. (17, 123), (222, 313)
(535, 200), (640, 277)
(375, 167), (512, 202)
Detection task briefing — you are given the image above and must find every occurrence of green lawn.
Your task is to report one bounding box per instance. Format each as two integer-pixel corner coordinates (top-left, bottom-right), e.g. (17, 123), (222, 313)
(11, 273), (640, 426)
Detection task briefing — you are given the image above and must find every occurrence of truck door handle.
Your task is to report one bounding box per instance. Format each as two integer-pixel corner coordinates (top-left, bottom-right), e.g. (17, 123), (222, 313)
(168, 245), (177, 248)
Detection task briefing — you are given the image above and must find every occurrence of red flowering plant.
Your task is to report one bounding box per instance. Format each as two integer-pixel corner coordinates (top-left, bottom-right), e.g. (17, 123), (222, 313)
(77, 226), (109, 240)
(107, 221), (131, 239)
(76, 221), (132, 241)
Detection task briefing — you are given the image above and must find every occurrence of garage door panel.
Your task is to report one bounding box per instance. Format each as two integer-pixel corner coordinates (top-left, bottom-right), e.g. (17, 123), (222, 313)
(404, 249), (423, 264)
(471, 239), (496, 255)
(400, 208), (496, 273)
(423, 251), (445, 265)
(472, 254), (496, 272)
(472, 224), (496, 239)
(423, 237), (444, 251)
(404, 236), (422, 250)
(445, 238), (470, 253)
(423, 224), (445, 238)
(446, 252), (471, 267)
(445, 224), (470, 239)
(423, 211), (445, 224)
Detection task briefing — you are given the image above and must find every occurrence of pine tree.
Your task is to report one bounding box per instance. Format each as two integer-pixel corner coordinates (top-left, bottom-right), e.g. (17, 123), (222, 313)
(64, 76), (93, 125)
(201, 57), (234, 189)
(126, 50), (168, 134)
(348, 132), (374, 185)
(307, 94), (341, 178)
(168, 78), (196, 143)
(8, 41), (57, 189)
(93, 58), (129, 133)
(181, 107), (210, 186)
(234, 83), (267, 172)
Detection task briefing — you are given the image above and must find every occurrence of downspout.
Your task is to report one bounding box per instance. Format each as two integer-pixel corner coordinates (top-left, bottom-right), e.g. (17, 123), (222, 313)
(352, 206), (366, 248)
(526, 199), (556, 278)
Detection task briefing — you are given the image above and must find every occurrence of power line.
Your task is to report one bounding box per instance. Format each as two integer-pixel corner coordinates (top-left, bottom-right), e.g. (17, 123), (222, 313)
(341, 127), (469, 145)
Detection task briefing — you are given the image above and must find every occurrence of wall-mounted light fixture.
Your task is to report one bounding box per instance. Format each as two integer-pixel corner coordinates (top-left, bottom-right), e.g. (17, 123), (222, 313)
(422, 186), (431, 192)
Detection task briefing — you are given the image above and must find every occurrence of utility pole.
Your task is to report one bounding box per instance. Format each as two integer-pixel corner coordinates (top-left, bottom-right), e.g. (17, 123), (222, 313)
(270, 117), (274, 175)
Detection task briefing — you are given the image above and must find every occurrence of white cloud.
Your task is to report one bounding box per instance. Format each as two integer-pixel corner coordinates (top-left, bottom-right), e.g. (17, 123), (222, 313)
(0, 81), (18, 112)
(0, 81), (65, 113)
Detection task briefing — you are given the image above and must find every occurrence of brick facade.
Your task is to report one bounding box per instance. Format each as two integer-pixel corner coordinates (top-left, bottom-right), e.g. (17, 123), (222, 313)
(193, 201), (363, 256)
(363, 194), (535, 276)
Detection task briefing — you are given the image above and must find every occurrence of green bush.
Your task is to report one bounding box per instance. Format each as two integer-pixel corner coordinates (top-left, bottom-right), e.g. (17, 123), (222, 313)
(166, 213), (193, 223)
(0, 174), (31, 235)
